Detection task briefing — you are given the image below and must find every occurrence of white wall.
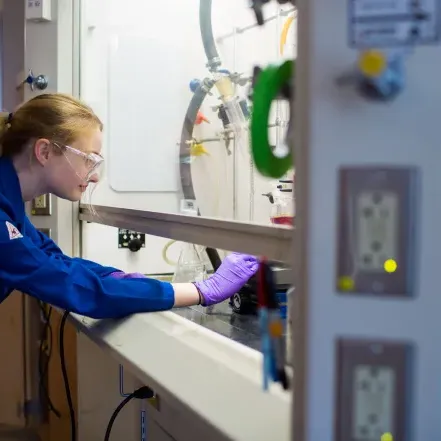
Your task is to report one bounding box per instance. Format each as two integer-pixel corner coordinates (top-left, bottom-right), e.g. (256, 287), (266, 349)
(80, 0), (296, 274)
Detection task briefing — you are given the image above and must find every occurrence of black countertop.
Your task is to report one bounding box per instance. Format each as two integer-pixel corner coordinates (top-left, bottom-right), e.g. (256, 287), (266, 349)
(173, 301), (262, 352)
(156, 269), (291, 353)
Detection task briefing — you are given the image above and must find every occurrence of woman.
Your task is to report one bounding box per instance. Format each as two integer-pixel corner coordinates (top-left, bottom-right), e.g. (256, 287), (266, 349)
(0, 93), (258, 318)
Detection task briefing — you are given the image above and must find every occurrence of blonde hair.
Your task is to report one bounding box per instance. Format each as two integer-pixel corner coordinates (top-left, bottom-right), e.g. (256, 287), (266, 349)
(0, 93), (103, 157)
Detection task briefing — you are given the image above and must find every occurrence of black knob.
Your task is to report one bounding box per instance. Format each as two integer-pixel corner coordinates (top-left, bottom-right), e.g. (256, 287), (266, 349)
(262, 192), (275, 204)
(251, 0), (271, 25)
(128, 238), (143, 252)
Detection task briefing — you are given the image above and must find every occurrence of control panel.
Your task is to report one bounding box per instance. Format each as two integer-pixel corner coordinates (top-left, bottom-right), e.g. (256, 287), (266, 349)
(335, 338), (413, 441)
(336, 167), (418, 297)
(118, 229), (146, 252)
(290, 0), (441, 438)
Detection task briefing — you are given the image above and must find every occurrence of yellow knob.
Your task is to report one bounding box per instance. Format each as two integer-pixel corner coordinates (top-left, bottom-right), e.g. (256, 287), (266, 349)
(381, 432), (393, 441)
(358, 50), (386, 78)
(190, 143), (209, 157)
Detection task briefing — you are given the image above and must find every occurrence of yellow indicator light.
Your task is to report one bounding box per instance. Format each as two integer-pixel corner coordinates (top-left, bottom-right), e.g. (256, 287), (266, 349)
(358, 50), (387, 78)
(381, 432), (393, 441)
(384, 259), (397, 273)
(338, 276), (354, 291)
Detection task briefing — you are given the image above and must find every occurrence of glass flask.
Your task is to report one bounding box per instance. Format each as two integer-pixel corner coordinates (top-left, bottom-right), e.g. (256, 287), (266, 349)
(172, 243), (207, 283)
(264, 176), (295, 226)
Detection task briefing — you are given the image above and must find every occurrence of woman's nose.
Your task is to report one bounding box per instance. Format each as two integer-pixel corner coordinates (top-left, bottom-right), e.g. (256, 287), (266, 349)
(88, 173), (99, 183)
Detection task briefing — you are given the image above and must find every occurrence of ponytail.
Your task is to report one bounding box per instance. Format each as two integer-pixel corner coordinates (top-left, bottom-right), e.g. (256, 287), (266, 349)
(0, 112), (12, 156)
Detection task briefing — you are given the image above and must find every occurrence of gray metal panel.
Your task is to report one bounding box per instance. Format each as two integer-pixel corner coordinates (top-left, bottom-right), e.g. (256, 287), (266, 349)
(293, 0), (441, 439)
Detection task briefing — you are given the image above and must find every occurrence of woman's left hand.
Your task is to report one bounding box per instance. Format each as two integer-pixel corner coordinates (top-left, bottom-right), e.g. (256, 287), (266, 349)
(110, 271), (146, 280)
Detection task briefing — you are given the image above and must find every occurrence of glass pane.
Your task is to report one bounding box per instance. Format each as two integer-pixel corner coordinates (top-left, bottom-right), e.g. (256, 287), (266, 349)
(82, 223), (294, 358)
(79, 0), (296, 228)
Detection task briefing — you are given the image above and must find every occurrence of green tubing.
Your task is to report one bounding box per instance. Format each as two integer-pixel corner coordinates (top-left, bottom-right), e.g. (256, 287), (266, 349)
(251, 60), (294, 178)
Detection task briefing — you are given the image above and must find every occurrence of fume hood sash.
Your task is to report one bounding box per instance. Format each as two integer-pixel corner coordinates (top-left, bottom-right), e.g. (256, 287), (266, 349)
(79, 204), (292, 262)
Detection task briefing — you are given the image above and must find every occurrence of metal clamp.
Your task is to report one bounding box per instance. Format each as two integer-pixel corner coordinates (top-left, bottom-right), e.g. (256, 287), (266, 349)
(336, 50), (406, 102)
(17, 69), (49, 91)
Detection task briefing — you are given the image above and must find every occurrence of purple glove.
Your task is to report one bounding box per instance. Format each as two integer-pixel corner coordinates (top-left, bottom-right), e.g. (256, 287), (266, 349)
(109, 271), (146, 279)
(194, 253), (259, 306)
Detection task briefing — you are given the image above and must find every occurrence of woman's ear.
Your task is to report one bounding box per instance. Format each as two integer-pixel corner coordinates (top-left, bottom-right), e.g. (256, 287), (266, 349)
(34, 138), (52, 165)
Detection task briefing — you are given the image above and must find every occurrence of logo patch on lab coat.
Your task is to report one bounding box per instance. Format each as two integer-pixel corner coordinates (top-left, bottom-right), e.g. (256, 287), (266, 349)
(5, 221), (23, 240)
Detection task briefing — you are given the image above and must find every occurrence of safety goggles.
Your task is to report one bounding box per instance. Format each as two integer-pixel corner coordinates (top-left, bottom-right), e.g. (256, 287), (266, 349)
(53, 142), (104, 181)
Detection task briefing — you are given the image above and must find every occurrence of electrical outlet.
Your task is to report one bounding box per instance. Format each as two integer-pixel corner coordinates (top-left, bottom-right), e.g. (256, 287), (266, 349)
(336, 166), (418, 297)
(37, 228), (51, 238)
(335, 338), (413, 441)
(356, 192), (399, 272)
(31, 194), (51, 216)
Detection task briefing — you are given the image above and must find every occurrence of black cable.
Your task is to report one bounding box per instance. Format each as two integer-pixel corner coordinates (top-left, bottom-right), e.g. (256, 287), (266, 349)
(38, 302), (61, 418)
(104, 386), (154, 441)
(60, 310), (76, 441)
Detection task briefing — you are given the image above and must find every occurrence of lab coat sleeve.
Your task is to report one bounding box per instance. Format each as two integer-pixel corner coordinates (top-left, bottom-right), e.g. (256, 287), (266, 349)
(0, 217), (174, 318)
(24, 216), (120, 277)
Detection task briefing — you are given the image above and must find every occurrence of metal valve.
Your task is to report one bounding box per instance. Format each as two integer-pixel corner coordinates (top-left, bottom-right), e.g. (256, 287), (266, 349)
(17, 69), (49, 92)
(336, 50), (406, 102)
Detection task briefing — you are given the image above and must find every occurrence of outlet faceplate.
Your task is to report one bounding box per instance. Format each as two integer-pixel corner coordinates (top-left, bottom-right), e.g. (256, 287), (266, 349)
(336, 166), (418, 297)
(335, 338), (412, 441)
(31, 194), (51, 216)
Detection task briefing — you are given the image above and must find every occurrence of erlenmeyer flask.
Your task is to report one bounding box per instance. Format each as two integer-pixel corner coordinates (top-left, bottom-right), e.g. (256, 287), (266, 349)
(172, 243), (207, 283)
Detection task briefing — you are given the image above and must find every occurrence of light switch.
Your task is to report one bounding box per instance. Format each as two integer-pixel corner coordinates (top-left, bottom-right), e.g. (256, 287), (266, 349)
(334, 338), (413, 441)
(336, 166), (419, 297)
(31, 194), (51, 216)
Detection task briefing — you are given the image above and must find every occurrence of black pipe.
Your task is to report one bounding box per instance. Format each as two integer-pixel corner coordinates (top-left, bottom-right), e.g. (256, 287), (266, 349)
(178, 79), (222, 270)
(199, 0), (221, 72)
(206, 247), (222, 271)
(179, 81), (212, 201)
(178, 0), (227, 270)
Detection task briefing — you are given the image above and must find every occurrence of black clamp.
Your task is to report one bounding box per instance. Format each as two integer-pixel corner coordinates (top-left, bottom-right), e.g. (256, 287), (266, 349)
(250, 66), (292, 102)
(251, 0), (296, 26)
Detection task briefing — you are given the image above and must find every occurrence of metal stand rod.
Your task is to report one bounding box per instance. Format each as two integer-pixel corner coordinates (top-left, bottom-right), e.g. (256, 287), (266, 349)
(216, 7), (295, 43)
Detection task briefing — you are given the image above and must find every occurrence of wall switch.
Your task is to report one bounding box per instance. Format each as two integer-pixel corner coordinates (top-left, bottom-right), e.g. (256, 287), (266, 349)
(37, 228), (51, 238)
(336, 166), (418, 297)
(335, 338), (413, 441)
(31, 194), (51, 216)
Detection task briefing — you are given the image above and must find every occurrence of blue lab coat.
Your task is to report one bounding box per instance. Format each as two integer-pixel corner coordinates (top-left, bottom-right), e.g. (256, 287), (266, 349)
(0, 157), (174, 318)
